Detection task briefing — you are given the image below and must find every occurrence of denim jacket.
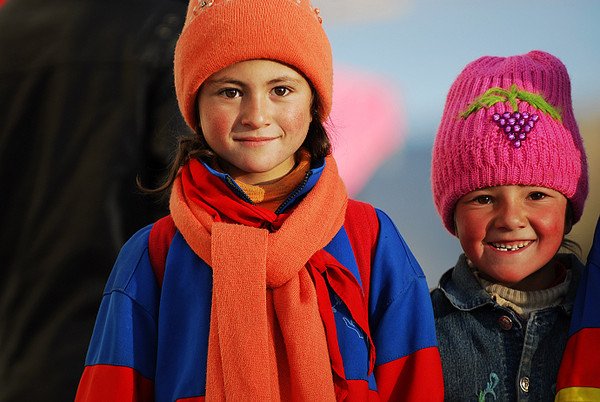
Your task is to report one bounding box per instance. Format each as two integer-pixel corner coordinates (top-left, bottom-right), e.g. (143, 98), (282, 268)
(431, 254), (583, 402)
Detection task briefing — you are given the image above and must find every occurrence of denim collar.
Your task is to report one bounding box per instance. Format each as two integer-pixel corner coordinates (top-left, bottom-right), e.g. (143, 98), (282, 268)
(436, 253), (583, 314)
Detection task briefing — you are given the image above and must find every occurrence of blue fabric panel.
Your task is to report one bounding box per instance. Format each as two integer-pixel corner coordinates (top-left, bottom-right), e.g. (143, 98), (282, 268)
(569, 216), (600, 334)
(369, 209), (438, 365)
(155, 232), (213, 401)
(323, 226), (362, 289)
(324, 227), (369, 380)
(85, 225), (159, 381)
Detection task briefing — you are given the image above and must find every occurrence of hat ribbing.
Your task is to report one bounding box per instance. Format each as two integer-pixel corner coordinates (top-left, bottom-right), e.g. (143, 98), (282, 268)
(174, 0), (332, 130)
(431, 50), (588, 235)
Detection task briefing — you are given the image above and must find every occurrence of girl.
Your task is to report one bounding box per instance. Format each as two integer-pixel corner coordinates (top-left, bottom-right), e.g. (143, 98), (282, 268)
(75, 0), (444, 400)
(429, 50), (589, 401)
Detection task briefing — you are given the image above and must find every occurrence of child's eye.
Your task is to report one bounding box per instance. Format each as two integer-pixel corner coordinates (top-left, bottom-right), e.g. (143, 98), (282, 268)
(272, 87), (291, 96)
(474, 195), (492, 204)
(529, 192), (547, 200)
(220, 88), (241, 98)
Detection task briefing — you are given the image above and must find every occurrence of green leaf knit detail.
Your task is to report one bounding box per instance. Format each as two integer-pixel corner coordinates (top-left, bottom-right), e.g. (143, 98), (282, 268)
(460, 84), (562, 123)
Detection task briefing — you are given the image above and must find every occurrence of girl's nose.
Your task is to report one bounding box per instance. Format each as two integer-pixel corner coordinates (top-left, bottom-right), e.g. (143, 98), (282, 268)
(494, 200), (527, 230)
(240, 95), (269, 129)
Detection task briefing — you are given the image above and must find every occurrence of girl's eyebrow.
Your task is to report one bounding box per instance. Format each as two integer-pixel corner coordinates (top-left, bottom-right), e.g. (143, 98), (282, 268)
(204, 77), (244, 86)
(266, 76), (305, 85)
(205, 76), (303, 86)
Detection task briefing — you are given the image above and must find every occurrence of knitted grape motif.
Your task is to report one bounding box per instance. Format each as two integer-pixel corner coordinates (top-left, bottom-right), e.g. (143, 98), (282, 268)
(460, 84), (562, 148)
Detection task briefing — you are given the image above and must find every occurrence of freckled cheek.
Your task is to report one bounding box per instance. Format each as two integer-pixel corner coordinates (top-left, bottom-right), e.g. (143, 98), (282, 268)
(280, 105), (312, 132)
(200, 111), (236, 138)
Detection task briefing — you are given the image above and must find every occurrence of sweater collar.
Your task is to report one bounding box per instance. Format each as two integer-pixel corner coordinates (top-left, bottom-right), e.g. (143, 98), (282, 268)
(199, 156), (325, 214)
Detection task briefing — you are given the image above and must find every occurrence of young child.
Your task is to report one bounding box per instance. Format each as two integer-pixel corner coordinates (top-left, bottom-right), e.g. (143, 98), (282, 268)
(75, 0), (444, 400)
(429, 50), (589, 401)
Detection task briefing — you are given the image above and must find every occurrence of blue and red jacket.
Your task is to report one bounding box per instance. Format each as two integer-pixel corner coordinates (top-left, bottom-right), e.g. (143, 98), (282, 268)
(555, 216), (600, 401)
(76, 162), (443, 401)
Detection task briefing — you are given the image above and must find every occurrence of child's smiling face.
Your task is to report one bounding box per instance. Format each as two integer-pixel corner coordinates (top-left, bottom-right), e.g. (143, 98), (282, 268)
(197, 59), (313, 185)
(454, 185), (569, 291)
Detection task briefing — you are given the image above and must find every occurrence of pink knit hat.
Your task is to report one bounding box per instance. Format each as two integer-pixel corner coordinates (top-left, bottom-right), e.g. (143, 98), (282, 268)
(173, 0), (332, 130)
(431, 50), (588, 235)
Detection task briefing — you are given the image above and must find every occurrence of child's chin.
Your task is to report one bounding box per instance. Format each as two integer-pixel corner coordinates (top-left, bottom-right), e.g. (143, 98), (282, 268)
(481, 266), (531, 286)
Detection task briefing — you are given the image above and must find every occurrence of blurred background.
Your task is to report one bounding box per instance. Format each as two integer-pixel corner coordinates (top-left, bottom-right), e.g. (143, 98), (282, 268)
(321, 0), (600, 287)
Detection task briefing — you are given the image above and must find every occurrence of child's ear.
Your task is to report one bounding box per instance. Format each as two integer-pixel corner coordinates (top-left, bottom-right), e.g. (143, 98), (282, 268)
(453, 214), (459, 238)
(564, 220), (573, 235)
(564, 202), (574, 235)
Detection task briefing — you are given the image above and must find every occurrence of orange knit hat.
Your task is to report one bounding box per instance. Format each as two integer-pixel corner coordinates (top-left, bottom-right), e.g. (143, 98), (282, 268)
(174, 0), (333, 130)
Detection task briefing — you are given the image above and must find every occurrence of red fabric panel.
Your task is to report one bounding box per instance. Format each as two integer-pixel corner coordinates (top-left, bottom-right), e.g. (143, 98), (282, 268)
(374, 346), (444, 401)
(148, 215), (177, 288)
(557, 327), (600, 389)
(344, 200), (379, 303)
(75, 365), (154, 401)
(343, 379), (381, 401)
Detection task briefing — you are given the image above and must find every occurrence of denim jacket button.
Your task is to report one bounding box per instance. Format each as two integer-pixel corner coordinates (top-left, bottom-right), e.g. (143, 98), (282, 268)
(499, 315), (513, 330)
(520, 376), (530, 393)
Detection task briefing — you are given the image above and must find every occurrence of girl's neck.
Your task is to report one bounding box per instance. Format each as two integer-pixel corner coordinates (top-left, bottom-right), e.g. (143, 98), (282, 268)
(217, 149), (312, 212)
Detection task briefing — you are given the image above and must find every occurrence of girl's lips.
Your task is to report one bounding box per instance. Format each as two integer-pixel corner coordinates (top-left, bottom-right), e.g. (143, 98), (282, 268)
(234, 137), (277, 147)
(488, 240), (533, 251)
(236, 136), (275, 142)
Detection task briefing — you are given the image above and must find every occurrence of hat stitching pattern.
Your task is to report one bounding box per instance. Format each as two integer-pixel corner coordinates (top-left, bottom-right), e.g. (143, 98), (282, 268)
(460, 84), (563, 149)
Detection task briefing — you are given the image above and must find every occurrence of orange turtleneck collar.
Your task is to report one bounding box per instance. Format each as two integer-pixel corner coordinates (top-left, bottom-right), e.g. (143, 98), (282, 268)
(212, 148), (312, 212)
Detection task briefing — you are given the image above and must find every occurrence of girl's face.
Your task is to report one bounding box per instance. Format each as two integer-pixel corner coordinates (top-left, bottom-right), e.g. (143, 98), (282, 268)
(454, 185), (568, 291)
(197, 59), (313, 185)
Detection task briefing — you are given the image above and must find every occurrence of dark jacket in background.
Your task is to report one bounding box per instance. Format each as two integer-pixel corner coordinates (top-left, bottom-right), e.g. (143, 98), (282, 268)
(0, 0), (188, 400)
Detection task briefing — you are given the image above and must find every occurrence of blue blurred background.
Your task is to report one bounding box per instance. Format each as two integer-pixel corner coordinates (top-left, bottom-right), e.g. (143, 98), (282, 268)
(320, 0), (600, 286)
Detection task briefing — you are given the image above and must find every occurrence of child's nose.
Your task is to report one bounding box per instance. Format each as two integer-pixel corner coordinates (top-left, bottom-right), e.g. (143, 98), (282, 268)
(494, 201), (527, 230)
(240, 96), (269, 129)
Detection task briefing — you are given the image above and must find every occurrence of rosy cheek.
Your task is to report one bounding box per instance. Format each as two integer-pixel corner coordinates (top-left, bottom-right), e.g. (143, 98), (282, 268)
(201, 109), (234, 137)
(213, 114), (234, 132)
(284, 103), (312, 128)
(536, 207), (567, 250)
(539, 206), (566, 232)
(456, 212), (480, 238)
(545, 221), (565, 246)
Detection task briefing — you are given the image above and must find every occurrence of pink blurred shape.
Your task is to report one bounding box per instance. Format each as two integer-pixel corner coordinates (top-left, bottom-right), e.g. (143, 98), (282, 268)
(328, 64), (405, 196)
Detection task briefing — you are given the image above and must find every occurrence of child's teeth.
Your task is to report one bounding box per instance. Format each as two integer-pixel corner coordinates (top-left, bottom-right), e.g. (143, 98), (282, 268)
(491, 241), (531, 251)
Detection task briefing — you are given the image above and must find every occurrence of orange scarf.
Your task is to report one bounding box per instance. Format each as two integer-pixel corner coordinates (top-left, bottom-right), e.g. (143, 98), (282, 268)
(170, 156), (348, 401)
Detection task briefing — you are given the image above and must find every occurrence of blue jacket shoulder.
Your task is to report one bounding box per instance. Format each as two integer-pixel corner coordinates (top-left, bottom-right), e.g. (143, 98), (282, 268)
(102, 224), (159, 309)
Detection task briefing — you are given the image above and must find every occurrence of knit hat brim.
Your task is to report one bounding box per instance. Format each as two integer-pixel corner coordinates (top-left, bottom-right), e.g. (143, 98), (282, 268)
(174, 0), (333, 130)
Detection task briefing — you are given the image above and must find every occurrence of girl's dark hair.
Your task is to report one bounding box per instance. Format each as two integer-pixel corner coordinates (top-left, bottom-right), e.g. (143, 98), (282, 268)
(139, 89), (331, 197)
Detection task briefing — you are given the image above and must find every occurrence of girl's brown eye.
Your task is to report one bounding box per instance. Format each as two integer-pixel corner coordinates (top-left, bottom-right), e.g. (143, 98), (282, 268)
(221, 88), (240, 98)
(273, 87), (290, 96)
(475, 195), (491, 204)
(530, 192), (546, 201)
